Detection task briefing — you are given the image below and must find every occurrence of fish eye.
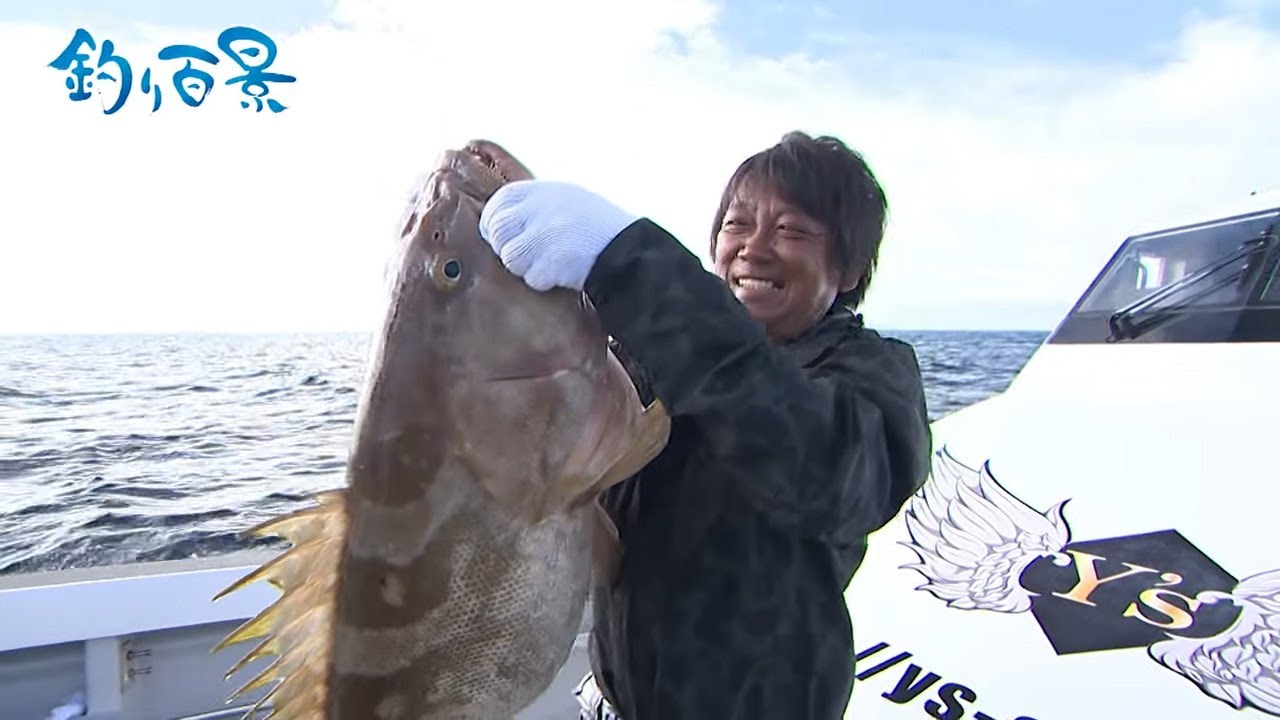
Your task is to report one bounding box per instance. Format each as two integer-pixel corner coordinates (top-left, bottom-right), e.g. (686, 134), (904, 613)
(443, 258), (462, 280)
(427, 256), (463, 289)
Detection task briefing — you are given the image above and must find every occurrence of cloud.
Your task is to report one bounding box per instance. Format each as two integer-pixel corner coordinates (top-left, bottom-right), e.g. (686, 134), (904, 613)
(1, 1), (1277, 334)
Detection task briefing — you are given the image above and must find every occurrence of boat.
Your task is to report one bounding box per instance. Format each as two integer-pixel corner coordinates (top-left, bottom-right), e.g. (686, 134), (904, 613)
(2, 191), (1277, 719)
(843, 189), (1280, 719)
(0, 549), (592, 718)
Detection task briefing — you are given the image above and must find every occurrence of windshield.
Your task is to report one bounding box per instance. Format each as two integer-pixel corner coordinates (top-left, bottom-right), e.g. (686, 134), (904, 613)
(1076, 213), (1277, 315)
(1106, 237), (1272, 341)
(1048, 207), (1280, 344)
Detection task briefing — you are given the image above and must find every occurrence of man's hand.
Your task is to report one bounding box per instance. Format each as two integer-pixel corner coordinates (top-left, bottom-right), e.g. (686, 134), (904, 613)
(479, 180), (639, 292)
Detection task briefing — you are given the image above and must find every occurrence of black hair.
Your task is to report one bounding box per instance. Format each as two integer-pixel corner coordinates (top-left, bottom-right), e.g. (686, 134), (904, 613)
(709, 131), (888, 309)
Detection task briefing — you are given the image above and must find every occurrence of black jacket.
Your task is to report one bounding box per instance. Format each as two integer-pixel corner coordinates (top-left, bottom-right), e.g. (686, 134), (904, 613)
(582, 218), (933, 720)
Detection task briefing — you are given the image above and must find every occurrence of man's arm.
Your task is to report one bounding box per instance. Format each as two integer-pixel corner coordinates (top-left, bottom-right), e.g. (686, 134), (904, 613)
(584, 219), (933, 541)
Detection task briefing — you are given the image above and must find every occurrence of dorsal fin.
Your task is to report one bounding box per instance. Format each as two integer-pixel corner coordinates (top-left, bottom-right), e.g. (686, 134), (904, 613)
(211, 489), (348, 719)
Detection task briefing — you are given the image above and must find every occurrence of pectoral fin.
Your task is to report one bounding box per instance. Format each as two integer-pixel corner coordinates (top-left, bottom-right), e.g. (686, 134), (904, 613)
(590, 500), (623, 589)
(585, 397), (668, 589)
(483, 390), (670, 526)
(543, 354), (671, 517)
(589, 399), (670, 493)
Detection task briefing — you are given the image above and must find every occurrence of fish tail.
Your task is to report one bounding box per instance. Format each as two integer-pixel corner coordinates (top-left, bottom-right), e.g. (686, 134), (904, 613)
(211, 489), (348, 718)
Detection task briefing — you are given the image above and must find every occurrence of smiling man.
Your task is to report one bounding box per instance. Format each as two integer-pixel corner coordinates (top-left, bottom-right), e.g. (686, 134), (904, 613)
(711, 133), (891, 343)
(479, 130), (933, 720)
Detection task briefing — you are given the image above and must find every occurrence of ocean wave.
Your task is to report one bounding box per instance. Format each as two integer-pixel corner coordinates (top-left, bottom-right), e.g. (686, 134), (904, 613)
(0, 330), (1043, 577)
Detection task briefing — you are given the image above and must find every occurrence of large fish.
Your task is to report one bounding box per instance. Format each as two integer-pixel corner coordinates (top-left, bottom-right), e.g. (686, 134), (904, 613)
(210, 140), (670, 719)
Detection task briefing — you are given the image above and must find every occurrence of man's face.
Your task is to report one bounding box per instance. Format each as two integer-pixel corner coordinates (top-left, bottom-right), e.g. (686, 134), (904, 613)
(713, 183), (845, 342)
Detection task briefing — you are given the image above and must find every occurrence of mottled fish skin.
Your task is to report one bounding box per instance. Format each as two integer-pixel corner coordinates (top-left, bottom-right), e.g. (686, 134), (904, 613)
(213, 141), (669, 720)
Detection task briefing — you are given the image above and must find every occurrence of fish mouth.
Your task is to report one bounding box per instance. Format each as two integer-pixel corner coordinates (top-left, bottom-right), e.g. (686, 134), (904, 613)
(463, 140), (535, 186)
(426, 141), (536, 207)
(468, 149), (510, 186)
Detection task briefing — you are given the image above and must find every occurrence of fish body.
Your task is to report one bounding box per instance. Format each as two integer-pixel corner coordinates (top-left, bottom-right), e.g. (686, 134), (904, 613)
(213, 141), (670, 719)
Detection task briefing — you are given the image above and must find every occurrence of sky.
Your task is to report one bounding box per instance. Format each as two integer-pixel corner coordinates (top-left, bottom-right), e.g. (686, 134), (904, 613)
(1, 0), (1278, 334)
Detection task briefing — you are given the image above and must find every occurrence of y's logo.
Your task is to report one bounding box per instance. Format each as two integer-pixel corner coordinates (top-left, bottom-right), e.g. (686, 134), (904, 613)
(901, 447), (1280, 716)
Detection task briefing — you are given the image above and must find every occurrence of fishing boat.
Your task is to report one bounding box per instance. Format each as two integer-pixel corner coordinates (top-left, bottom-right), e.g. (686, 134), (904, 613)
(844, 189), (1280, 719)
(2, 190), (1277, 719)
(0, 546), (596, 719)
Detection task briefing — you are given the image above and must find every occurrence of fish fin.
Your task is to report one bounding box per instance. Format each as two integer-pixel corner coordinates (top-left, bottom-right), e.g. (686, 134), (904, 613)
(551, 353), (672, 519)
(588, 397), (670, 494)
(211, 488), (348, 718)
(580, 397), (668, 590)
(590, 499), (623, 589)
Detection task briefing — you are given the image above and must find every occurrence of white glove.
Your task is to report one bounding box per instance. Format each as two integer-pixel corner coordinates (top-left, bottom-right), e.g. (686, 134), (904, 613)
(479, 180), (639, 291)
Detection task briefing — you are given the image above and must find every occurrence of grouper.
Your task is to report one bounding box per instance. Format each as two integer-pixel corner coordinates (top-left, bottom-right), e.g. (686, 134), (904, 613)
(211, 140), (671, 718)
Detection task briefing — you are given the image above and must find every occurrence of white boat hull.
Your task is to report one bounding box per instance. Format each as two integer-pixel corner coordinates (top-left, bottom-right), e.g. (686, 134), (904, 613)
(844, 342), (1280, 719)
(0, 552), (592, 719)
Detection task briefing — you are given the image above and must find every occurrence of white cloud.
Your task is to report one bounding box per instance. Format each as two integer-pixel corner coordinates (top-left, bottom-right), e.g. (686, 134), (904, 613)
(1, 1), (1277, 334)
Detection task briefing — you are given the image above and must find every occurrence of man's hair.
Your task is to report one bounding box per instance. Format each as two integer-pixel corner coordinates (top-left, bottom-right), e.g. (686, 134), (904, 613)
(709, 131), (889, 310)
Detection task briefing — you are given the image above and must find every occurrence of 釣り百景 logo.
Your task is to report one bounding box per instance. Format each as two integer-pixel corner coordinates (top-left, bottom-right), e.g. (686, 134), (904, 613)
(48, 26), (296, 115)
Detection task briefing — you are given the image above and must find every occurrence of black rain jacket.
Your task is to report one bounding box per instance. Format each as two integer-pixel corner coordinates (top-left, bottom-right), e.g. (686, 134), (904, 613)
(581, 218), (933, 720)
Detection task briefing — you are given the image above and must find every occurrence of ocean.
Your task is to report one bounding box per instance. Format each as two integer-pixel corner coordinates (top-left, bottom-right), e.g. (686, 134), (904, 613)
(0, 329), (1046, 577)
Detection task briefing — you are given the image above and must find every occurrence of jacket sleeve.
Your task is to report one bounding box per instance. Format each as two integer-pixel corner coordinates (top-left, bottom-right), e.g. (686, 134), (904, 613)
(583, 218), (933, 542)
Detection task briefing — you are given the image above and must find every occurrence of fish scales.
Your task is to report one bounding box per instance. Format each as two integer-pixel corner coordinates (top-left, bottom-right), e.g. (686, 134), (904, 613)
(212, 140), (670, 719)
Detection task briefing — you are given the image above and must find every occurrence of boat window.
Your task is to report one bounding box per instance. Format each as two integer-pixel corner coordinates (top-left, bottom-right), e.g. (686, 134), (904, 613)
(1261, 257), (1280, 304)
(1048, 208), (1280, 344)
(1076, 220), (1268, 315)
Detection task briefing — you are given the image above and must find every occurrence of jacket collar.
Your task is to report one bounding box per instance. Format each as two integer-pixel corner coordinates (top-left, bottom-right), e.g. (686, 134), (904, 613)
(780, 303), (863, 368)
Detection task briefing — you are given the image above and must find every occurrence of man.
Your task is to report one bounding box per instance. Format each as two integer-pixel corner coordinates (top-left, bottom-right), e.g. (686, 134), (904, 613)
(480, 131), (933, 719)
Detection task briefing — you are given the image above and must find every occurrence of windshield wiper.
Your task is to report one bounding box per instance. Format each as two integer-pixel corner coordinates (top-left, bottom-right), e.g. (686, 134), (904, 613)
(1107, 236), (1272, 342)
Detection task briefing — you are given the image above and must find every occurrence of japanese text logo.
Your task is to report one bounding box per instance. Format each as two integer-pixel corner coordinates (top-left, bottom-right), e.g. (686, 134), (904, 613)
(49, 26), (296, 115)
